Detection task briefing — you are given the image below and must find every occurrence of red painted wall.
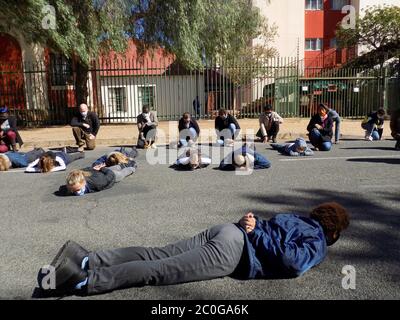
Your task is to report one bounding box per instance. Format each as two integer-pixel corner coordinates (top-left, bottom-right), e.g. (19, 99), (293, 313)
(304, 0), (351, 70)
(0, 33), (25, 109)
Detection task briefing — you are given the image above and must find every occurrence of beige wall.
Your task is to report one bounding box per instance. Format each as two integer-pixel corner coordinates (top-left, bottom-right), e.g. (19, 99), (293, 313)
(252, 0), (305, 60)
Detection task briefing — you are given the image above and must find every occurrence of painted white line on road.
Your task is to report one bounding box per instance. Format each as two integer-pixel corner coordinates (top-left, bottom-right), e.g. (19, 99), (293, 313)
(279, 155), (400, 162)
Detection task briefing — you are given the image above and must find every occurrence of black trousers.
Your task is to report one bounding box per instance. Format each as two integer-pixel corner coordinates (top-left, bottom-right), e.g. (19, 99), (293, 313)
(266, 122), (280, 138)
(142, 125), (157, 142)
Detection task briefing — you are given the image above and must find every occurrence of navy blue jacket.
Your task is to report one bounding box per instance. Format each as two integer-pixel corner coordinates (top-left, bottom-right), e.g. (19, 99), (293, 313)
(236, 214), (327, 279)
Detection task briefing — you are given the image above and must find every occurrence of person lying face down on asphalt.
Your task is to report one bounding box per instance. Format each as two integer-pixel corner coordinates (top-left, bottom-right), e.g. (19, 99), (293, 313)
(36, 202), (349, 297)
(63, 161), (136, 196)
(219, 143), (271, 171)
(0, 148), (46, 171)
(271, 137), (314, 157)
(173, 147), (212, 170)
(25, 150), (85, 173)
(91, 147), (138, 169)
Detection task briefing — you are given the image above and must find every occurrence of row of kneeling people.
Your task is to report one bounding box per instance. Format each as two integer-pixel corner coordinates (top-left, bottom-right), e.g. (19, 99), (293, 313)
(2, 103), (400, 155)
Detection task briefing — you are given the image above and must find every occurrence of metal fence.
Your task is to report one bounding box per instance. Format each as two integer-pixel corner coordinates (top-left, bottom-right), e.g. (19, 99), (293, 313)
(0, 57), (399, 126)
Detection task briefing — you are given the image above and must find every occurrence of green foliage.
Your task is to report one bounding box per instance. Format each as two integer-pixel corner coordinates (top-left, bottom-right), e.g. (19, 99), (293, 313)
(337, 5), (400, 49)
(0, 0), (272, 68)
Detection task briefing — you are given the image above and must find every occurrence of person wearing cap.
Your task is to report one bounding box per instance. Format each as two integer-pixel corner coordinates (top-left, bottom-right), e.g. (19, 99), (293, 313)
(307, 104), (334, 151)
(390, 109), (400, 150)
(71, 104), (100, 152)
(0, 106), (23, 153)
(219, 143), (271, 171)
(257, 104), (283, 144)
(271, 138), (314, 157)
(215, 109), (241, 146)
(173, 147), (211, 170)
(36, 202), (350, 297)
(361, 108), (385, 141)
(178, 113), (200, 148)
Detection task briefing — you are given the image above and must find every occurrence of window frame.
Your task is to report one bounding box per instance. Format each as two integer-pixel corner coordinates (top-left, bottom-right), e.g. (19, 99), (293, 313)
(305, 0), (323, 11)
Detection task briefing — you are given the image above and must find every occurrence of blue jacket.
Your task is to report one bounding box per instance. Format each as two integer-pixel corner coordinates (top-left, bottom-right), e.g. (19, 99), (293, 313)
(237, 214), (327, 279)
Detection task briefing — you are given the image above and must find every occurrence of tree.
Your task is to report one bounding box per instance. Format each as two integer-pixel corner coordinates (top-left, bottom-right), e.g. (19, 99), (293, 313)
(0, 0), (270, 105)
(336, 5), (400, 71)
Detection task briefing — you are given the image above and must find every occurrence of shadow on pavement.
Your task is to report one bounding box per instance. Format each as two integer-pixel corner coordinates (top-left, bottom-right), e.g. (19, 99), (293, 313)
(341, 147), (397, 151)
(347, 158), (400, 164)
(242, 189), (400, 265)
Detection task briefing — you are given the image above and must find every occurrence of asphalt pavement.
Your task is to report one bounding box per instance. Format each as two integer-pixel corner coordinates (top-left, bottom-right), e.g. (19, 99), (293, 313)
(0, 138), (399, 300)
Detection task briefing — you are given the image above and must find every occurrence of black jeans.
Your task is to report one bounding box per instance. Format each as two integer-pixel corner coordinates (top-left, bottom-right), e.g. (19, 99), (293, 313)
(267, 122), (280, 138)
(87, 224), (245, 295)
(142, 125), (157, 142)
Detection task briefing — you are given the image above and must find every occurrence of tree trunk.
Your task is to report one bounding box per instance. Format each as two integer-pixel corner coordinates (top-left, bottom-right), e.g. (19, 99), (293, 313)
(75, 61), (89, 106)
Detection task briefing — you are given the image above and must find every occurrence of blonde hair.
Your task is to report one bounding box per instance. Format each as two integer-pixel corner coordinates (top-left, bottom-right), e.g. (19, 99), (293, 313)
(106, 152), (129, 167)
(234, 154), (246, 167)
(66, 170), (91, 186)
(0, 155), (11, 171)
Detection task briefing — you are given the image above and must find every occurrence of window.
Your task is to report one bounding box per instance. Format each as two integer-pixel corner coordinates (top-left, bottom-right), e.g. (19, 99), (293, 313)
(138, 86), (155, 109)
(330, 38), (337, 49)
(305, 38), (323, 51)
(50, 53), (73, 86)
(331, 0), (349, 10)
(108, 87), (127, 112)
(305, 0), (323, 10)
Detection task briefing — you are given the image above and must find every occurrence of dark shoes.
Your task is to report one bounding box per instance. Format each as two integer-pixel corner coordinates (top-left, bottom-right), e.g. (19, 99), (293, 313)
(37, 257), (88, 297)
(50, 240), (89, 270)
(395, 141), (400, 150)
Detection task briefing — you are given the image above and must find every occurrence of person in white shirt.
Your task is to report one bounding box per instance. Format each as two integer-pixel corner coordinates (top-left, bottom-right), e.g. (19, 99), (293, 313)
(25, 150), (85, 173)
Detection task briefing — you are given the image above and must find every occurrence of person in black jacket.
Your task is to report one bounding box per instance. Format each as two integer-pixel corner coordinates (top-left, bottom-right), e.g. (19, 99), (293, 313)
(64, 162), (136, 196)
(307, 104), (334, 151)
(390, 109), (400, 150)
(71, 104), (100, 152)
(361, 108), (385, 141)
(178, 112), (200, 148)
(0, 106), (23, 152)
(215, 109), (241, 146)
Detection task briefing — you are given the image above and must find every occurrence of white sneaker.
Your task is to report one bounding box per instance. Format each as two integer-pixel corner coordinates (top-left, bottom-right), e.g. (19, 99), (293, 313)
(365, 136), (373, 141)
(151, 144), (157, 149)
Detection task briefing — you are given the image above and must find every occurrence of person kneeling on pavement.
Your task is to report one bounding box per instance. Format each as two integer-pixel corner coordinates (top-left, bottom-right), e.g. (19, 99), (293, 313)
(361, 108), (385, 141)
(36, 202), (350, 296)
(271, 138), (314, 157)
(137, 105), (159, 149)
(307, 104), (334, 151)
(70, 104), (100, 152)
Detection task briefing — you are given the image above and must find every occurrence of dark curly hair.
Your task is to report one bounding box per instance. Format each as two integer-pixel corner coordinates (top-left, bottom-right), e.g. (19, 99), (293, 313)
(309, 202), (350, 234)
